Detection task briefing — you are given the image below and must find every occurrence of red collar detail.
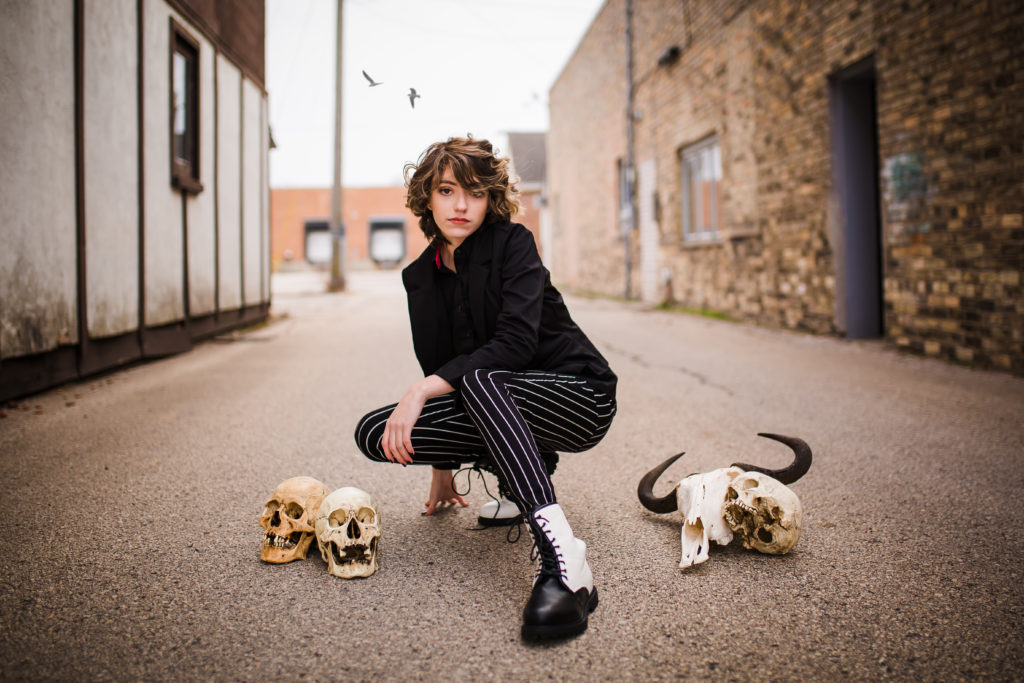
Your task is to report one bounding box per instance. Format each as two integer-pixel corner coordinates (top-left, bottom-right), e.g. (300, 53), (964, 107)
(435, 247), (441, 269)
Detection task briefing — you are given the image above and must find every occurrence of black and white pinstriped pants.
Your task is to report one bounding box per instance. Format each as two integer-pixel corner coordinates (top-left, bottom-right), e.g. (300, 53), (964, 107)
(354, 369), (616, 509)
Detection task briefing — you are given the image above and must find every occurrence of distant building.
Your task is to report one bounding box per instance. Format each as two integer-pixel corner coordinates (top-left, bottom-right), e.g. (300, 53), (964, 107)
(0, 0), (271, 401)
(506, 132), (547, 260)
(549, 0), (1023, 374)
(270, 156), (547, 272)
(270, 187), (427, 270)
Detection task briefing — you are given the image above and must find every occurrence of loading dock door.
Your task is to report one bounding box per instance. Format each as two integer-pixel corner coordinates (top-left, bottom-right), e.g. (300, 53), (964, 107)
(368, 217), (406, 268)
(304, 220), (331, 265)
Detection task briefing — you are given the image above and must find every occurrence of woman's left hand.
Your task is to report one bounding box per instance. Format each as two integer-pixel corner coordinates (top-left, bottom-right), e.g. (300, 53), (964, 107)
(381, 374), (456, 466)
(424, 468), (469, 515)
(381, 385), (426, 465)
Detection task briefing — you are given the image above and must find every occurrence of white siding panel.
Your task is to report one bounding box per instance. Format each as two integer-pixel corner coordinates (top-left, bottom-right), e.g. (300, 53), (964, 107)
(261, 96), (270, 302)
(241, 78), (263, 305)
(0, 1), (78, 358)
(142, 0), (184, 326)
(217, 56), (242, 311)
(186, 31), (217, 316)
(85, 0), (139, 338)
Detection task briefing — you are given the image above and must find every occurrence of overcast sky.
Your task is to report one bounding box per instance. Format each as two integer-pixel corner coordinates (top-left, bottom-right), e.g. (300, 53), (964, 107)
(265, 0), (606, 189)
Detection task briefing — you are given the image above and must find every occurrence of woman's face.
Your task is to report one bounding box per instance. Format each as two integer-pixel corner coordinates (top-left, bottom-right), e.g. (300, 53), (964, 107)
(429, 167), (488, 249)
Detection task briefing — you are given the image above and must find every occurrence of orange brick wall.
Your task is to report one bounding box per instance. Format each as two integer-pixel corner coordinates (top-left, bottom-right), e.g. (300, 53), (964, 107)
(517, 187), (543, 258)
(270, 187), (428, 270)
(271, 186), (543, 270)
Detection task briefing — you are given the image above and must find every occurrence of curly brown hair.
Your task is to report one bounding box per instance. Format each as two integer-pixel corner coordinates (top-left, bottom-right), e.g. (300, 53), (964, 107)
(404, 136), (520, 244)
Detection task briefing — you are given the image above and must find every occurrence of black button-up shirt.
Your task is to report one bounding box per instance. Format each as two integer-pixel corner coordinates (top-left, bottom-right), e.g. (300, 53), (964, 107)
(436, 234), (479, 357)
(428, 225), (616, 398)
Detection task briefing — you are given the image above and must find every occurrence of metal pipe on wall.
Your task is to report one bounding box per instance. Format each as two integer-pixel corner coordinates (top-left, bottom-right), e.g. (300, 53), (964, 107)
(623, 0), (636, 300)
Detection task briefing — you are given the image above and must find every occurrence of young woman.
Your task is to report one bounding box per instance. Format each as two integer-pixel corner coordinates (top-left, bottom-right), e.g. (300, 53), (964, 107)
(354, 137), (617, 639)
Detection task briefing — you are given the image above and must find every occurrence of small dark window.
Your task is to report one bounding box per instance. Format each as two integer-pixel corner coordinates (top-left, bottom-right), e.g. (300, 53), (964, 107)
(170, 20), (202, 194)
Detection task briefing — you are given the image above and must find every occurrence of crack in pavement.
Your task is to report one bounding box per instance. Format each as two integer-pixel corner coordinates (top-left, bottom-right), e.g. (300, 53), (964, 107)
(599, 341), (735, 396)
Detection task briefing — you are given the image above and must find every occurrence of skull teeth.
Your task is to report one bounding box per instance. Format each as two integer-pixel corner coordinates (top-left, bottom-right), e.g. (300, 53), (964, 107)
(723, 500), (755, 526)
(329, 538), (378, 566)
(727, 500), (755, 514)
(263, 533), (300, 549)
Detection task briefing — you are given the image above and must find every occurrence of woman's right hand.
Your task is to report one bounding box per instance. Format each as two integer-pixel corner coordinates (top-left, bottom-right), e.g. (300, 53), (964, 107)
(423, 468), (469, 515)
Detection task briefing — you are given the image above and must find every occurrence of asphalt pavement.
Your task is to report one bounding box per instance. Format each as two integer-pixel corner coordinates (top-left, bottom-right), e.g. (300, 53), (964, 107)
(1, 268), (1022, 681)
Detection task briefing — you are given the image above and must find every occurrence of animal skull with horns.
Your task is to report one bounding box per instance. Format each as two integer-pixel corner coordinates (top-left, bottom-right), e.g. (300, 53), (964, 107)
(637, 433), (812, 569)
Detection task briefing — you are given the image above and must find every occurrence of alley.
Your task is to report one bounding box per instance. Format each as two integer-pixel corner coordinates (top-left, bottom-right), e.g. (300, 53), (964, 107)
(1, 269), (1022, 680)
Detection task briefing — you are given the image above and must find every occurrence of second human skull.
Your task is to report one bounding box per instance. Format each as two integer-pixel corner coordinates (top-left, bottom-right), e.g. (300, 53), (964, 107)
(315, 487), (381, 578)
(258, 476), (329, 563)
(723, 471), (803, 555)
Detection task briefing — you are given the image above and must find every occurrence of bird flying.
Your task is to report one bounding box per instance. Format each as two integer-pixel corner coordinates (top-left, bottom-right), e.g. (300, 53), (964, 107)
(408, 88), (420, 108)
(362, 70), (382, 87)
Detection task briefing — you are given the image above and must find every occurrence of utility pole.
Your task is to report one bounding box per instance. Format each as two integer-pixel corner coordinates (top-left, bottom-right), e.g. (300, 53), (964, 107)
(622, 0), (636, 300)
(328, 0), (346, 292)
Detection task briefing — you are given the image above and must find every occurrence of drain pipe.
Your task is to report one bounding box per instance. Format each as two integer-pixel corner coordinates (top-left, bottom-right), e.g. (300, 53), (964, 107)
(623, 0), (636, 300)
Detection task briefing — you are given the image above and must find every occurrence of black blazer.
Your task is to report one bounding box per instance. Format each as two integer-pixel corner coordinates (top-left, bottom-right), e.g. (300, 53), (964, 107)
(401, 220), (616, 396)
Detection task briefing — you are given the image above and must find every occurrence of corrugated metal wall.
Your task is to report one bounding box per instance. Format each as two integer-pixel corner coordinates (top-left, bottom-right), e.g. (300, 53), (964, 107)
(0, 0), (271, 401)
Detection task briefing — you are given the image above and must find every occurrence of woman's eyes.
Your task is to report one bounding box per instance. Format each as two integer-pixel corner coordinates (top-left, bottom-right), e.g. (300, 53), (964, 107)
(437, 187), (485, 199)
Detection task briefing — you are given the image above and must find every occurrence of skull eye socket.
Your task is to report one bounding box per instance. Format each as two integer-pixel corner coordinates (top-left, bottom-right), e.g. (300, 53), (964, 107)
(328, 510), (350, 527)
(262, 501), (281, 526)
(757, 528), (773, 544)
(284, 503), (304, 519)
(357, 507), (376, 525)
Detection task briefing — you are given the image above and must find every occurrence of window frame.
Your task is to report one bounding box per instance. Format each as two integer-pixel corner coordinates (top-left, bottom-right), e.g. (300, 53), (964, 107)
(679, 135), (722, 243)
(169, 19), (203, 194)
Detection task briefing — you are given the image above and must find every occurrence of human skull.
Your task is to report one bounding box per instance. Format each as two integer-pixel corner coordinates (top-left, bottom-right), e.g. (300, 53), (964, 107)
(723, 471), (802, 555)
(675, 466), (743, 569)
(315, 487), (381, 579)
(258, 476), (330, 563)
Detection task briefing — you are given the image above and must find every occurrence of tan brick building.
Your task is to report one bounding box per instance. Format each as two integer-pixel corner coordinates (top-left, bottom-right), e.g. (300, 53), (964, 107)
(549, 0), (1023, 373)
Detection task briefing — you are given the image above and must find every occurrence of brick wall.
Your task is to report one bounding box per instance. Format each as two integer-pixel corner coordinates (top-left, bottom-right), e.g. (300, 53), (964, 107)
(874, 0), (1023, 370)
(271, 185), (547, 271)
(549, 0), (1023, 373)
(548, 0), (628, 290)
(270, 187), (428, 270)
(517, 187), (544, 258)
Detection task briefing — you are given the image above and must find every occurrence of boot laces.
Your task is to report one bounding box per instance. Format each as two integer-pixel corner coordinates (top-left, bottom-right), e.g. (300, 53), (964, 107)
(530, 515), (567, 580)
(454, 463), (525, 542)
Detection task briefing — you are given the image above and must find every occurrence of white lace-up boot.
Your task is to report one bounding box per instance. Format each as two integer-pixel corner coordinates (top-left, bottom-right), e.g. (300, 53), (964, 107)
(521, 503), (598, 639)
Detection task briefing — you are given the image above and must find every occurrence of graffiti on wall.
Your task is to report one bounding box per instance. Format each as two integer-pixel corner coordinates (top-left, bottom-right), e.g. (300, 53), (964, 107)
(882, 153), (929, 244)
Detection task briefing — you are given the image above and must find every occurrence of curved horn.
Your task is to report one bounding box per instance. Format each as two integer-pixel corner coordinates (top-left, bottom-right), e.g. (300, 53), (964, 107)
(637, 452), (685, 514)
(731, 433), (812, 484)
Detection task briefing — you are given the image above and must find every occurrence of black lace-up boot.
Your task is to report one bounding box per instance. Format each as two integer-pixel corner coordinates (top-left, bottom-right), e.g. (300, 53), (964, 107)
(521, 503), (598, 640)
(475, 454), (557, 527)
